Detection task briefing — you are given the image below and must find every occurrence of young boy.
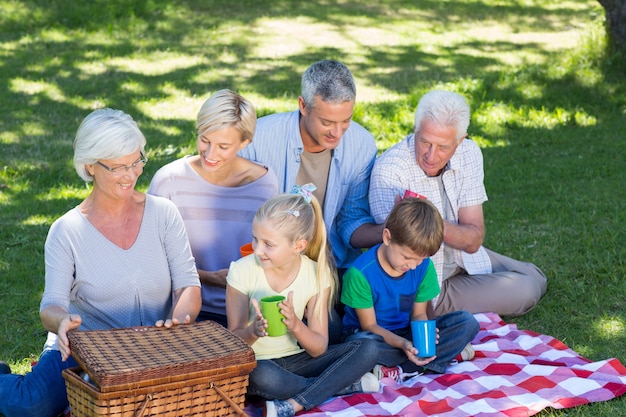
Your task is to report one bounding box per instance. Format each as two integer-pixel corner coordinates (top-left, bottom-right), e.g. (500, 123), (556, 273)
(341, 197), (479, 382)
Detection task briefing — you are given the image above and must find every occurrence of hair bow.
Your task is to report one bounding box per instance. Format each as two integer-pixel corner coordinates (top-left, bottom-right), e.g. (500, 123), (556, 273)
(290, 183), (317, 203)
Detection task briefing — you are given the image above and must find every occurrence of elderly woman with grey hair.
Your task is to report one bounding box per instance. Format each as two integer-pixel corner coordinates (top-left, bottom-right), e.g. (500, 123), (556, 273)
(0, 108), (201, 417)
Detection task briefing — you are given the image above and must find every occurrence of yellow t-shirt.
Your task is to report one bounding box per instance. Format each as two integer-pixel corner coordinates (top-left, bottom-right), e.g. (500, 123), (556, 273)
(227, 254), (327, 360)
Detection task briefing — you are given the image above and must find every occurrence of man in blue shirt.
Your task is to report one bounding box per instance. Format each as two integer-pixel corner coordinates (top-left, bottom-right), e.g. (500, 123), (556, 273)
(240, 60), (383, 271)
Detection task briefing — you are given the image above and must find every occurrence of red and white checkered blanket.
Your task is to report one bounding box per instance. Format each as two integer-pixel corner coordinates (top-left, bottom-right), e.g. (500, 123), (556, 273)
(246, 312), (626, 417)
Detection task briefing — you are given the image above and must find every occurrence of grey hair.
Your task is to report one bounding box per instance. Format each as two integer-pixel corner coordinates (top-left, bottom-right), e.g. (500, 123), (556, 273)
(414, 90), (470, 143)
(73, 108), (146, 182)
(301, 60), (356, 109)
(196, 89), (257, 142)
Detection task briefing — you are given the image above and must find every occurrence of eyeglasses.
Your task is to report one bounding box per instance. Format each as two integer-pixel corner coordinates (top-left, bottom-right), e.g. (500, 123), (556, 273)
(95, 153), (148, 176)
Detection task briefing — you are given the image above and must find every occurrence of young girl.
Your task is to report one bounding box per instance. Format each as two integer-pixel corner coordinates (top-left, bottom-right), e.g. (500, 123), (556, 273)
(226, 184), (379, 417)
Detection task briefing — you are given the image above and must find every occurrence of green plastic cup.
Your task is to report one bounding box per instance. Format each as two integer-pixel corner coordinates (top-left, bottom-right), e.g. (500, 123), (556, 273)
(261, 295), (287, 336)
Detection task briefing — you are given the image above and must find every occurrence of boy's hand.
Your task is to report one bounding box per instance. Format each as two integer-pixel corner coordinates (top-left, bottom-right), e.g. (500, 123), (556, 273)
(401, 338), (418, 359)
(407, 352), (437, 367)
(403, 338), (437, 366)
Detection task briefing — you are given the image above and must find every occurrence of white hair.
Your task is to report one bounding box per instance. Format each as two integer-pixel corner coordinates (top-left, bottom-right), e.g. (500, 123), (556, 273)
(414, 90), (470, 142)
(73, 108), (146, 182)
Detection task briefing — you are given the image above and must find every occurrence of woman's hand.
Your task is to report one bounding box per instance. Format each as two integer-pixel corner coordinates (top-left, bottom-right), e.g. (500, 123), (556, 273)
(58, 314), (82, 361)
(250, 298), (268, 337)
(155, 314), (192, 328)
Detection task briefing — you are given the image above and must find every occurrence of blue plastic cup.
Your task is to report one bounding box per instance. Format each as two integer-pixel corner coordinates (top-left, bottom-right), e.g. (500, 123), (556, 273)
(411, 319), (436, 358)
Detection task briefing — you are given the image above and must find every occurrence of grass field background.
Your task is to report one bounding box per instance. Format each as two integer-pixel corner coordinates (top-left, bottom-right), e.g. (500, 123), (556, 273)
(1, 1), (625, 415)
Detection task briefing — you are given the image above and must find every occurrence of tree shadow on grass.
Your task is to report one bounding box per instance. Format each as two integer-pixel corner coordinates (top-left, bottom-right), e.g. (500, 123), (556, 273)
(0, 0), (591, 38)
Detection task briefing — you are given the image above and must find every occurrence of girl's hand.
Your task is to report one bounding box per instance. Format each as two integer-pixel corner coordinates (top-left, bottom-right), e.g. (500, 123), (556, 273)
(58, 314), (82, 362)
(250, 298), (268, 337)
(280, 292), (301, 332)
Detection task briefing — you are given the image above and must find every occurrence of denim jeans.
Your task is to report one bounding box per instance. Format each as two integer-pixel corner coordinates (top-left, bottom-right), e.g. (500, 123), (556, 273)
(196, 311), (228, 327)
(247, 338), (378, 410)
(345, 310), (479, 374)
(0, 349), (78, 417)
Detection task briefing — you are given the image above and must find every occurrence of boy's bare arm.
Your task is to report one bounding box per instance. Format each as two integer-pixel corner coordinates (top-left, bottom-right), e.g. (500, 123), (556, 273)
(410, 301), (430, 322)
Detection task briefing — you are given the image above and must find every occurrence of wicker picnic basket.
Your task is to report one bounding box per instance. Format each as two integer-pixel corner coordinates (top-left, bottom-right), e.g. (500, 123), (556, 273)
(62, 320), (256, 417)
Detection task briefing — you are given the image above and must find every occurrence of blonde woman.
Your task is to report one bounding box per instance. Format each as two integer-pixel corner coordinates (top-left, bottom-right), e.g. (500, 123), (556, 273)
(149, 89), (278, 326)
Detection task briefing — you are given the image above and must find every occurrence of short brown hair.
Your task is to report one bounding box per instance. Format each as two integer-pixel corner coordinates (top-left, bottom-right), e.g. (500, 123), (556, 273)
(384, 197), (443, 256)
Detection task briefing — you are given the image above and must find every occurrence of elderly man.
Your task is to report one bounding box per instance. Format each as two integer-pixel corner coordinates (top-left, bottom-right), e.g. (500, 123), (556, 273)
(241, 59), (382, 270)
(369, 90), (547, 317)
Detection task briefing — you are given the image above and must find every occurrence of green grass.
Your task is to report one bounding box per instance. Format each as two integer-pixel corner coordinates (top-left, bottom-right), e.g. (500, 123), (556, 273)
(1, 1), (625, 415)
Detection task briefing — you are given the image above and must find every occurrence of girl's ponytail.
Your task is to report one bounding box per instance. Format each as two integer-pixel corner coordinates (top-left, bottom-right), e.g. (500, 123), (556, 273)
(305, 195), (338, 322)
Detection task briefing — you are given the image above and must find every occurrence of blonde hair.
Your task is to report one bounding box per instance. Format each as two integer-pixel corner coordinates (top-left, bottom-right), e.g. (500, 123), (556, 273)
(254, 192), (338, 322)
(196, 89), (256, 141)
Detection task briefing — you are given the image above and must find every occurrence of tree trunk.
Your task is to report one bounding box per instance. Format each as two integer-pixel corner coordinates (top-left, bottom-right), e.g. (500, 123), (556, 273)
(597, 0), (626, 51)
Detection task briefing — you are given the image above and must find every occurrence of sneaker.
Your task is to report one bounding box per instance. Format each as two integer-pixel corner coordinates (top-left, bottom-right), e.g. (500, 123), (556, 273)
(359, 372), (380, 393)
(0, 361), (11, 375)
(453, 343), (475, 363)
(264, 400), (295, 417)
(336, 372), (380, 395)
(373, 364), (402, 382)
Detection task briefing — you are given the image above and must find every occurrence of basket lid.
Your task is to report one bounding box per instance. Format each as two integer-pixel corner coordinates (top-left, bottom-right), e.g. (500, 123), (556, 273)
(68, 320), (256, 392)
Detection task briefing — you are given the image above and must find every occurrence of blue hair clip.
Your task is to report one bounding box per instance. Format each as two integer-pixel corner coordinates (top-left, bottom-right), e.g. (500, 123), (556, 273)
(290, 183), (317, 203)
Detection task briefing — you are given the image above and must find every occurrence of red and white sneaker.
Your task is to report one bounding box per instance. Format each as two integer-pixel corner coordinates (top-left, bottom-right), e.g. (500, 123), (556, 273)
(373, 364), (423, 382)
(373, 364), (402, 381)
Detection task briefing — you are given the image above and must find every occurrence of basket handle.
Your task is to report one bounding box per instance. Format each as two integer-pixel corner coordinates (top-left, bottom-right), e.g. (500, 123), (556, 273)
(134, 393), (152, 417)
(211, 381), (248, 417)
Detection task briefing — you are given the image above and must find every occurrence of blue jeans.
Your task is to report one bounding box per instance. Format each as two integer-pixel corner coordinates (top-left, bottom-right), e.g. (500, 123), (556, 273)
(196, 311), (228, 327)
(248, 338), (378, 410)
(0, 349), (78, 417)
(345, 310), (479, 374)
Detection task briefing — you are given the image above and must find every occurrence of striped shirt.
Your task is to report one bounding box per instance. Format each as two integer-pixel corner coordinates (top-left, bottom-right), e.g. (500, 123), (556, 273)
(148, 156), (278, 315)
